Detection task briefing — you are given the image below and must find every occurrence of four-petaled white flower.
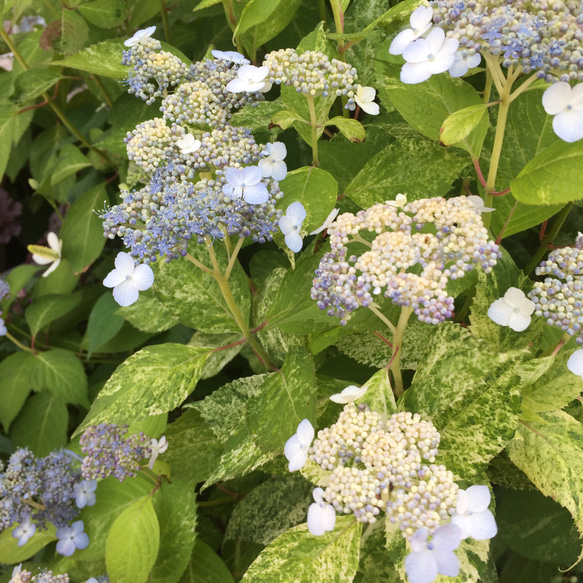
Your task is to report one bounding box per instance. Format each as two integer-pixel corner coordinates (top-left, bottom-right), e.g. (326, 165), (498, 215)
(389, 5), (434, 55)
(449, 51), (481, 78)
(0, 317), (6, 336)
(307, 488), (336, 536)
(284, 418), (314, 471)
(259, 142), (288, 181)
(103, 252), (155, 307)
(467, 195), (495, 214)
(226, 65), (270, 93)
(487, 287), (535, 332)
(401, 27), (459, 85)
(223, 166), (269, 205)
(148, 436), (168, 470)
(404, 524), (462, 583)
(12, 516), (36, 547)
(329, 384), (367, 404)
(74, 480), (97, 509)
(211, 49), (250, 65)
(542, 82), (583, 143)
(567, 349), (583, 380)
(386, 193), (408, 208)
(310, 208), (339, 235)
(124, 26), (156, 48)
(31, 232), (62, 277)
(279, 201), (306, 253)
(56, 520), (90, 557)
(451, 485), (498, 540)
(354, 86), (380, 115)
(177, 133), (202, 154)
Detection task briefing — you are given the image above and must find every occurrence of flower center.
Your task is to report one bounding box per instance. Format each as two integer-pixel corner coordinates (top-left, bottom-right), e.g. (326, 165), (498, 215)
(427, 542), (434, 550)
(125, 274), (132, 281)
(513, 307), (520, 313)
(566, 104), (573, 110)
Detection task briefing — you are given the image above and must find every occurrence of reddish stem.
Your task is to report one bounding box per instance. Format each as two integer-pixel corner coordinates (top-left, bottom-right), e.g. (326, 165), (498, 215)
(374, 331), (393, 348)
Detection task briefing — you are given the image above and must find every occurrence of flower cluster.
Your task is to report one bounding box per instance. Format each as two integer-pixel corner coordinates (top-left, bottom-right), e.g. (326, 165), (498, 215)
(528, 232), (583, 344)
(431, 0), (583, 83)
(0, 448), (84, 533)
(80, 424), (151, 482)
(262, 48), (359, 108)
(10, 567), (69, 583)
(0, 276), (9, 336)
(311, 196), (501, 325)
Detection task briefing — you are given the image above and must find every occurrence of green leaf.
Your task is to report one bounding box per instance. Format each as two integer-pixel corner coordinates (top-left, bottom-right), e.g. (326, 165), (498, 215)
(11, 392), (68, 456)
(164, 409), (223, 484)
(38, 144), (92, 193)
(60, 183), (109, 274)
(106, 497), (160, 583)
(440, 103), (488, 146)
(511, 139), (583, 205)
(30, 349), (89, 407)
(326, 116), (366, 142)
(344, 136), (469, 208)
(225, 475), (313, 545)
(151, 480), (198, 583)
(0, 351), (34, 432)
(152, 240), (250, 334)
(0, 523), (56, 563)
(507, 410), (583, 553)
(189, 331), (243, 379)
(0, 100), (17, 179)
(241, 516), (361, 582)
(50, 39), (129, 78)
(230, 100), (285, 130)
(76, 343), (209, 432)
(116, 289), (178, 333)
(78, 0), (127, 28)
(271, 109), (307, 130)
(75, 476), (152, 561)
(276, 167), (338, 235)
(86, 292), (126, 356)
(193, 0), (221, 11)
(41, 10), (89, 56)
(360, 368), (397, 419)
(1, 264), (40, 311)
(25, 292), (82, 337)
(179, 539), (234, 583)
(13, 67), (61, 104)
(400, 323), (523, 480)
(247, 347), (316, 454)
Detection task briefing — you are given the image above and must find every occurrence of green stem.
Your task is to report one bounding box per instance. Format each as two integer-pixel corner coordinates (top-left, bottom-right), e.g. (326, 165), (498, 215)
(159, 0), (172, 44)
(225, 237), (244, 280)
(185, 252), (212, 274)
(306, 95), (319, 166)
(319, 0), (326, 21)
(368, 304), (396, 335)
(539, 331), (570, 358)
(523, 203), (573, 276)
(91, 74), (114, 108)
(5, 331), (32, 352)
(389, 306), (413, 397)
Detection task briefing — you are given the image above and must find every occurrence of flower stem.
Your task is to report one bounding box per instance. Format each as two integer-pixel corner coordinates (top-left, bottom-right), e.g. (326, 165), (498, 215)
(368, 304), (396, 335)
(159, 0), (172, 44)
(540, 331), (571, 358)
(389, 306), (413, 397)
(306, 95), (320, 166)
(5, 331), (33, 352)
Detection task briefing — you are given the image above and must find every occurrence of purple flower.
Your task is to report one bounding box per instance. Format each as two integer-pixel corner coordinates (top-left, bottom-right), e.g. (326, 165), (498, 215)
(73, 480), (97, 509)
(12, 515), (36, 546)
(56, 520), (89, 556)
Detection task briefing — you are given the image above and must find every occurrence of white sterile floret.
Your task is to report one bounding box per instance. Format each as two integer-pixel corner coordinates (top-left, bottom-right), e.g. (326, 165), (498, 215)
(103, 252), (155, 307)
(389, 5), (434, 55)
(354, 86), (380, 115)
(74, 480), (97, 509)
(124, 26), (156, 48)
(449, 51), (481, 78)
(310, 208), (339, 235)
(284, 418), (314, 471)
(567, 349), (583, 379)
(259, 142), (288, 181)
(307, 488), (336, 536)
(279, 201), (307, 253)
(32, 232), (62, 277)
(487, 287), (535, 332)
(176, 133), (202, 154)
(329, 384), (367, 404)
(467, 195), (495, 213)
(12, 516), (36, 547)
(148, 436), (168, 470)
(211, 49), (250, 65)
(401, 27), (459, 85)
(56, 520), (89, 557)
(542, 82), (583, 143)
(404, 524), (462, 583)
(0, 318), (6, 336)
(451, 485), (497, 540)
(223, 166), (269, 205)
(386, 193), (408, 208)
(226, 65), (270, 93)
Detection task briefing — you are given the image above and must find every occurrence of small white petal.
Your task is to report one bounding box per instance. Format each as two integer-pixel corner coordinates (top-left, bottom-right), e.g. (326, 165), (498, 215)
(409, 6), (434, 31)
(32, 254), (53, 265)
(269, 142), (287, 161)
(296, 418), (314, 445)
(400, 61), (433, 84)
(508, 312), (532, 332)
(329, 385), (367, 404)
(112, 280), (140, 307)
(542, 82), (572, 116)
(242, 183), (269, 205)
(465, 485), (491, 512)
(552, 109), (583, 142)
(211, 49), (250, 65)
(130, 264), (155, 291)
(270, 160), (288, 181)
(41, 258), (61, 277)
(389, 28), (417, 55)
(451, 514), (473, 539)
(487, 298), (514, 326)
(310, 208), (339, 235)
(468, 510), (498, 540)
(114, 252), (136, 277)
(434, 550), (460, 577)
(284, 232), (303, 253)
(47, 232), (62, 254)
(405, 549), (438, 583)
(286, 201), (307, 224)
(567, 349), (583, 377)
(103, 269), (126, 288)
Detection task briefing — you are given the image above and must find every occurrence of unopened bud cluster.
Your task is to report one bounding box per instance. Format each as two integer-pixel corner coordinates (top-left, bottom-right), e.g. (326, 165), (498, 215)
(262, 48), (359, 108)
(528, 233), (583, 343)
(432, 0), (583, 82)
(0, 448), (81, 531)
(10, 569), (69, 583)
(310, 404), (458, 538)
(311, 196), (501, 325)
(80, 424), (151, 482)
